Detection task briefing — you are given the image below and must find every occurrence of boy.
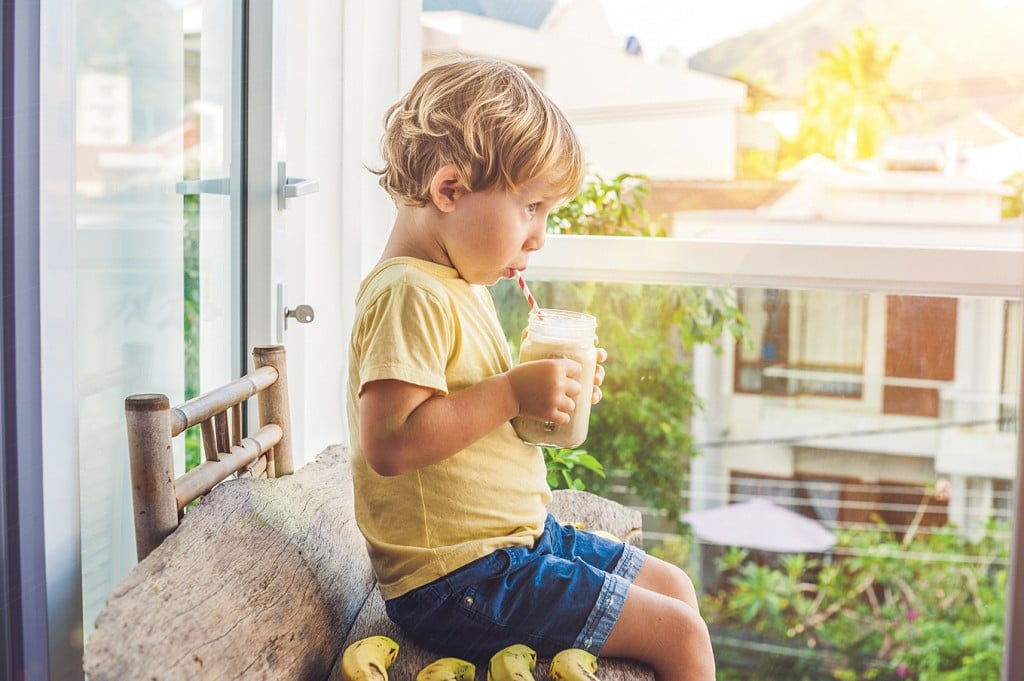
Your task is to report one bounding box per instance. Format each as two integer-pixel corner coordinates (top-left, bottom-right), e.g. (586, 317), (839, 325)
(347, 57), (715, 680)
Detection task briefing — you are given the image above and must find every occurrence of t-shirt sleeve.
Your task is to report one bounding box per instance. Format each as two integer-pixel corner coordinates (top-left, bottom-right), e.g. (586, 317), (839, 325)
(355, 282), (453, 396)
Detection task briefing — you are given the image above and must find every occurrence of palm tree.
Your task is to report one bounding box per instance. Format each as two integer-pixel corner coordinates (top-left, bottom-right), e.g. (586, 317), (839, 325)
(796, 25), (906, 163)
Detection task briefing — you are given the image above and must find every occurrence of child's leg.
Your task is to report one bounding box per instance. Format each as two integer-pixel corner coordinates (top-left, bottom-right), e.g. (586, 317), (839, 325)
(600, 557), (715, 681)
(632, 553), (700, 610)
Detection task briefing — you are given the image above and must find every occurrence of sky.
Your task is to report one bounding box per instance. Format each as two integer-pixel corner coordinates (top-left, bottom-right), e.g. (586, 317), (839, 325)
(597, 0), (816, 59)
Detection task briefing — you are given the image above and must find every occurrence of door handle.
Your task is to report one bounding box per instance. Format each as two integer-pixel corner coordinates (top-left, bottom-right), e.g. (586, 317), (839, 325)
(283, 177), (319, 199)
(277, 161), (319, 210)
(174, 177), (231, 195)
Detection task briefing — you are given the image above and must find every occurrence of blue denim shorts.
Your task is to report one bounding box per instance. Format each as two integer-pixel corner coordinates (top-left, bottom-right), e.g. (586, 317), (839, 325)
(383, 514), (645, 663)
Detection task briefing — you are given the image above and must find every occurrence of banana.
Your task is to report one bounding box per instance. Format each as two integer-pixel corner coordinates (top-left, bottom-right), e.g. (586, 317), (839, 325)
(549, 648), (600, 680)
(340, 635), (400, 681)
(416, 657), (476, 681)
(590, 530), (621, 543)
(567, 520), (620, 543)
(487, 643), (537, 681)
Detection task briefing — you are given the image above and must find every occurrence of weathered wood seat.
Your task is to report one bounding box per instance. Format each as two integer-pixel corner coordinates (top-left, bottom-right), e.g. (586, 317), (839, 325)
(83, 443), (656, 679)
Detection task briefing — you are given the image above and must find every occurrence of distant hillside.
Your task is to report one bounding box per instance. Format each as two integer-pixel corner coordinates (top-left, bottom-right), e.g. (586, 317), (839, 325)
(688, 0), (1024, 135)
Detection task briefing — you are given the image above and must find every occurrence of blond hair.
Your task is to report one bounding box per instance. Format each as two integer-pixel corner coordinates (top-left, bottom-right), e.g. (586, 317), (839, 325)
(375, 57), (585, 207)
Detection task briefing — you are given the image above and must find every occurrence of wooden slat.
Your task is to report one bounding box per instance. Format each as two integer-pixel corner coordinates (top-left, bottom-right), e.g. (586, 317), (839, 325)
(174, 424), (283, 511)
(230, 403), (242, 447)
(168, 366), (278, 436)
(214, 410), (230, 455)
(200, 419), (218, 463)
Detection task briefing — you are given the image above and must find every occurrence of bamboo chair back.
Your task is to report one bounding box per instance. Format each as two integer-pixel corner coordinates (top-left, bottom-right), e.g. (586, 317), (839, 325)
(124, 344), (294, 561)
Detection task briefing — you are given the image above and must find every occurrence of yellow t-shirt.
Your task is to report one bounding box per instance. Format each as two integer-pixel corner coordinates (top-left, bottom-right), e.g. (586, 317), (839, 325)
(347, 257), (551, 600)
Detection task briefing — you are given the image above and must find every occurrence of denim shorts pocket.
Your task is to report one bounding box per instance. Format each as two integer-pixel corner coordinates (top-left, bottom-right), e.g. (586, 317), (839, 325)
(453, 582), (502, 625)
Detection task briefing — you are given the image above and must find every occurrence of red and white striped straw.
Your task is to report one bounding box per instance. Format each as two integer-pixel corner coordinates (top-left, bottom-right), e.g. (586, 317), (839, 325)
(516, 271), (542, 318)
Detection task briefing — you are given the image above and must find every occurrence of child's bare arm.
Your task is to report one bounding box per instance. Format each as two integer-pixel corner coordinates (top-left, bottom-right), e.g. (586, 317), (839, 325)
(360, 358), (581, 476)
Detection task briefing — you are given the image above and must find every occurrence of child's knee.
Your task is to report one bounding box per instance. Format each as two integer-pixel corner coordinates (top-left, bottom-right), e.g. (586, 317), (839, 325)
(603, 580), (717, 680)
(636, 555), (699, 608)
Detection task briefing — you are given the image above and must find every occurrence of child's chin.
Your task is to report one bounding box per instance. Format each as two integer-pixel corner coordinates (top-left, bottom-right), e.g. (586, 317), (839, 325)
(474, 272), (503, 286)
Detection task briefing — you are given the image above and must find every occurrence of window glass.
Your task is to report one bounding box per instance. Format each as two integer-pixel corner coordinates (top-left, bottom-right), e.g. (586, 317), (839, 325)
(424, 1), (1024, 675)
(54, 0), (1024, 671)
(495, 279), (1016, 679)
(75, 0), (239, 639)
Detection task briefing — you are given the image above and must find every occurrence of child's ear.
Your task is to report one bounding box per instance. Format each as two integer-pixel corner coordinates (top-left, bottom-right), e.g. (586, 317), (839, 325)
(429, 164), (463, 213)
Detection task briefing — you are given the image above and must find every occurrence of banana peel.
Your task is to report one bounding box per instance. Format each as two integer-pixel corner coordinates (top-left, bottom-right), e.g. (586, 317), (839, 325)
(340, 635), (400, 681)
(549, 648), (600, 680)
(487, 643), (537, 681)
(416, 656), (476, 681)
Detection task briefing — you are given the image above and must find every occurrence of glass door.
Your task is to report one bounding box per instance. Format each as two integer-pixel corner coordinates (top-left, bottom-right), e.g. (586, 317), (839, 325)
(245, 0), (333, 466)
(75, 0), (242, 638)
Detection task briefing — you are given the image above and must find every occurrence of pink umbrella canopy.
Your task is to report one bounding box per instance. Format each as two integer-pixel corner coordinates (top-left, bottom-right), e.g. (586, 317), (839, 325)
(683, 498), (837, 553)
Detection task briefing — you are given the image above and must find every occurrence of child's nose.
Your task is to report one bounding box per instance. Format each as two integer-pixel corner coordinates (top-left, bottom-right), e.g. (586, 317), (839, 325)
(525, 220), (547, 251)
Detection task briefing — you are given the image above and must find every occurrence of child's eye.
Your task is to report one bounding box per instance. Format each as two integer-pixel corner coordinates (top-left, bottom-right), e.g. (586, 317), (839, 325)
(526, 202), (540, 216)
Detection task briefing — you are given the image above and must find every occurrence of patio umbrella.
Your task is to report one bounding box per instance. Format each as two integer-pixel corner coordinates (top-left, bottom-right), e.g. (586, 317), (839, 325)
(683, 498), (837, 553)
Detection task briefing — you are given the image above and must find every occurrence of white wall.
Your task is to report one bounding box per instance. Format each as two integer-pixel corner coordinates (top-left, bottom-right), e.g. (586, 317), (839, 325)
(282, 0), (420, 463)
(327, 0), (420, 454)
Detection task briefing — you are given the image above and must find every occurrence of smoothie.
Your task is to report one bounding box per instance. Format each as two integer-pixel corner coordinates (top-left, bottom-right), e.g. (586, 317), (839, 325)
(511, 309), (597, 448)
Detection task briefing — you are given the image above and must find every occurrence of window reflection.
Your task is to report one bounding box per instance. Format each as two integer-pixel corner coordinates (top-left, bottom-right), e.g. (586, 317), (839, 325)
(75, 0), (238, 640)
(76, 0), (187, 636)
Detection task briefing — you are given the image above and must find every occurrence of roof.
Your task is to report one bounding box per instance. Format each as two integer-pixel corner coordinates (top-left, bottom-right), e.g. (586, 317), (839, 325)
(645, 179), (795, 219)
(422, 0), (556, 30)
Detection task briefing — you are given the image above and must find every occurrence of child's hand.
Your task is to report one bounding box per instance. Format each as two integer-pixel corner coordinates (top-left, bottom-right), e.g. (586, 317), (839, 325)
(518, 328), (607, 406)
(507, 359), (582, 425)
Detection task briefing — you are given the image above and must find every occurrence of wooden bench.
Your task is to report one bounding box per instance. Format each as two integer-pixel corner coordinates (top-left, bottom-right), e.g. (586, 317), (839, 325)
(83, 444), (656, 680)
(82, 344), (654, 679)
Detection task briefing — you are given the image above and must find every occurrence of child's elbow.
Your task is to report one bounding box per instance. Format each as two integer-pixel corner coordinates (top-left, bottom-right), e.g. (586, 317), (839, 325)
(361, 441), (406, 477)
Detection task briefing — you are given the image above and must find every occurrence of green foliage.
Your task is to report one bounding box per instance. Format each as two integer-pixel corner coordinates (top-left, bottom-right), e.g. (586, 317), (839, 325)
(494, 173), (748, 523)
(183, 192), (201, 471)
(649, 535), (691, 569)
(738, 149), (779, 180)
(1002, 171), (1024, 219)
(701, 514), (1009, 680)
(544, 447), (605, 491)
(547, 172), (665, 236)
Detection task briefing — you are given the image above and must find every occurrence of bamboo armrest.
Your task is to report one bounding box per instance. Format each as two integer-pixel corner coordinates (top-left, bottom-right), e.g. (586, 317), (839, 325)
(124, 344), (293, 560)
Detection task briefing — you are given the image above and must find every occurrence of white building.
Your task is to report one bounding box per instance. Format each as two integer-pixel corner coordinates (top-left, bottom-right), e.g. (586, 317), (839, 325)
(675, 167), (1020, 538)
(422, 0), (745, 180)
